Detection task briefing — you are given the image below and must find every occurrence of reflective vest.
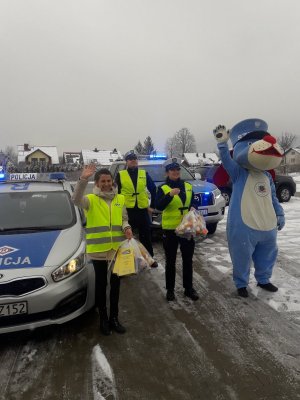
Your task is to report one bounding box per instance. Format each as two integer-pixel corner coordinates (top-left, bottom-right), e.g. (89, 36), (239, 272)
(161, 182), (193, 230)
(119, 169), (149, 209)
(84, 194), (125, 253)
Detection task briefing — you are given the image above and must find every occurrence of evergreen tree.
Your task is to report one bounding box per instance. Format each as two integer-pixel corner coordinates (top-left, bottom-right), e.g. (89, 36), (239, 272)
(134, 140), (144, 154)
(143, 136), (155, 155)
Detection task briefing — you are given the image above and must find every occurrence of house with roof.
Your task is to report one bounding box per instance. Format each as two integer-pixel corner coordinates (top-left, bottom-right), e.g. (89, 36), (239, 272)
(81, 148), (122, 166)
(17, 144), (59, 167)
(283, 147), (300, 172)
(182, 152), (220, 167)
(63, 152), (82, 165)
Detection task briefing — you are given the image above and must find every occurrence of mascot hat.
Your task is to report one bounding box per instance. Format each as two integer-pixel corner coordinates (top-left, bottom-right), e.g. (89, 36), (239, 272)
(230, 118), (268, 147)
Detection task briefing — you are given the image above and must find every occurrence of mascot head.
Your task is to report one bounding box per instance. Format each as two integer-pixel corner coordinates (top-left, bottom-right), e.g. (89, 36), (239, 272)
(230, 118), (284, 171)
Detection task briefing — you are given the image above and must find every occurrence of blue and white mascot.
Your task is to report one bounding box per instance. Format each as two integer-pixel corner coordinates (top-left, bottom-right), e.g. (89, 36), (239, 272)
(213, 119), (285, 298)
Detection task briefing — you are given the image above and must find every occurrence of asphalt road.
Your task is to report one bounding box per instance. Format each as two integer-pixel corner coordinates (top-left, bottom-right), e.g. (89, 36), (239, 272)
(0, 223), (300, 400)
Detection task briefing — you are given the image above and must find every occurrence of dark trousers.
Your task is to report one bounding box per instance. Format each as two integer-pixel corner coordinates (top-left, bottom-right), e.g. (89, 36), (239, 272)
(92, 260), (120, 319)
(162, 230), (195, 291)
(127, 208), (154, 257)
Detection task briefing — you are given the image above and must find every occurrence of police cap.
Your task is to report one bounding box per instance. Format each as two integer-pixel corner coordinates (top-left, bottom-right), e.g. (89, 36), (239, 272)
(163, 157), (181, 171)
(230, 118), (269, 147)
(124, 150), (138, 161)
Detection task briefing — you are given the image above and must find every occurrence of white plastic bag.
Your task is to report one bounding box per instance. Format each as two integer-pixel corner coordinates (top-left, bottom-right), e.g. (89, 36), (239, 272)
(175, 210), (208, 241)
(109, 238), (153, 276)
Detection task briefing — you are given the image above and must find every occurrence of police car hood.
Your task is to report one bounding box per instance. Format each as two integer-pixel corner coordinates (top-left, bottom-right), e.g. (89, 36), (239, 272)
(0, 224), (83, 269)
(187, 179), (218, 193)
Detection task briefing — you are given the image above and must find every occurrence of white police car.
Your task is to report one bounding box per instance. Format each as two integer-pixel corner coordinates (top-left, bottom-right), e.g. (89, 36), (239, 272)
(0, 172), (94, 334)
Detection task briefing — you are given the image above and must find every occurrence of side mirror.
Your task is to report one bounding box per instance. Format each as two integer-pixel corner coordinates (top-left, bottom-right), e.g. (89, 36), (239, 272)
(194, 172), (202, 180)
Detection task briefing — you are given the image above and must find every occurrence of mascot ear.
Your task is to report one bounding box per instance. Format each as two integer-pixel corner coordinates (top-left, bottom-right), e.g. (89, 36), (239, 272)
(213, 125), (230, 143)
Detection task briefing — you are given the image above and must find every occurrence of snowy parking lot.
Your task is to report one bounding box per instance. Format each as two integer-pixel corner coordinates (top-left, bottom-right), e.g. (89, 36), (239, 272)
(0, 185), (300, 400)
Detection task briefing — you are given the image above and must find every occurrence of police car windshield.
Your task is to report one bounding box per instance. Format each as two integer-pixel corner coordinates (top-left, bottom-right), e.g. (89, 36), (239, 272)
(0, 191), (75, 231)
(140, 164), (194, 182)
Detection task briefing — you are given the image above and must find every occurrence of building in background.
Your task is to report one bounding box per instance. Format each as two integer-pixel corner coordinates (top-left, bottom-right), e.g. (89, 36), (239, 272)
(182, 152), (219, 168)
(63, 151), (82, 165)
(17, 144), (59, 171)
(282, 147), (300, 172)
(81, 148), (122, 167)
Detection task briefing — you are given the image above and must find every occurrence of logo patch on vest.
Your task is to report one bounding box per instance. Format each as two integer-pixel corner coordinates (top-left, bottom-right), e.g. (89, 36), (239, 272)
(254, 182), (269, 197)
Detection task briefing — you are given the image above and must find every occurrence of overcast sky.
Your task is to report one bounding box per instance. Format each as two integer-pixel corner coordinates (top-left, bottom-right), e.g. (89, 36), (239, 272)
(1, 0), (300, 156)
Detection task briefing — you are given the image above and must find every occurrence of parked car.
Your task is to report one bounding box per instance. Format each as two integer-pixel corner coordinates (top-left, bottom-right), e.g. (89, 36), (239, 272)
(110, 159), (226, 234)
(0, 172), (94, 334)
(195, 165), (297, 205)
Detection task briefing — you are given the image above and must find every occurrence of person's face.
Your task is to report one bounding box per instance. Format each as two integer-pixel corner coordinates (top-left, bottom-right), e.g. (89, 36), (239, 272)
(167, 167), (181, 181)
(126, 156), (138, 168)
(96, 174), (113, 192)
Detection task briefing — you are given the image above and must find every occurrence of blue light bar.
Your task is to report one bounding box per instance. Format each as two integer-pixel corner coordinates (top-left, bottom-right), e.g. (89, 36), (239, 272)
(49, 172), (66, 180)
(149, 153), (167, 160)
(0, 173), (5, 180)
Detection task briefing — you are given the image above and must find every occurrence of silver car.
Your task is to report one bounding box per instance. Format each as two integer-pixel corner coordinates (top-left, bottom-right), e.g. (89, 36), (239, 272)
(110, 159), (226, 234)
(0, 173), (95, 334)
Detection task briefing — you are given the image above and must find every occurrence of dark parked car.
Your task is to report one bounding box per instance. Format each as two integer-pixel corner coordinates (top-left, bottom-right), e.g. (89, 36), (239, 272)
(195, 165), (296, 205)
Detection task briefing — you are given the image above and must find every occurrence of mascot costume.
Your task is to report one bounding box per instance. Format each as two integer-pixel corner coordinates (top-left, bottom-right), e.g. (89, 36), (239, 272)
(213, 119), (285, 298)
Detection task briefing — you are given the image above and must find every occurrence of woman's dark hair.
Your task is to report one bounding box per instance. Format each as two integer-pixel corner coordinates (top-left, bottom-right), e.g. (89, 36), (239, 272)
(94, 168), (113, 183)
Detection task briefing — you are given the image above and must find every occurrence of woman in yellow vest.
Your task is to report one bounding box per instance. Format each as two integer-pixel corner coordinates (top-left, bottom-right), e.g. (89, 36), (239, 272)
(73, 164), (133, 336)
(155, 158), (199, 302)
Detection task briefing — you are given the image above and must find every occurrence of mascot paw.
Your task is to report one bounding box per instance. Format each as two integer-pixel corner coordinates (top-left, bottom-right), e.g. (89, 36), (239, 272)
(213, 125), (230, 143)
(277, 215), (285, 231)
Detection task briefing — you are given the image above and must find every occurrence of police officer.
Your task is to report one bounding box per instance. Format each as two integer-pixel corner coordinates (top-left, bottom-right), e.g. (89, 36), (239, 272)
(72, 164), (133, 335)
(156, 158), (199, 302)
(115, 150), (158, 266)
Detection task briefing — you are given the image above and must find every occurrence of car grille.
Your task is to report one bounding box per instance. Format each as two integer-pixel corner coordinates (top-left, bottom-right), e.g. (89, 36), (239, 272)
(194, 192), (214, 206)
(0, 278), (46, 296)
(0, 288), (87, 328)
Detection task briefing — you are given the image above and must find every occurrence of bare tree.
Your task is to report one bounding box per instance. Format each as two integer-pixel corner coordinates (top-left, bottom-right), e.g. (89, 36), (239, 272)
(165, 136), (177, 157)
(4, 146), (17, 164)
(277, 132), (296, 173)
(166, 128), (196, 158)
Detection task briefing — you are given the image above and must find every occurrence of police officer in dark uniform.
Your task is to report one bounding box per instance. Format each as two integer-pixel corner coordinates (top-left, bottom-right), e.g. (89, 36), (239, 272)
(115, 150), (158, 266)
(156, 158), (199, 301)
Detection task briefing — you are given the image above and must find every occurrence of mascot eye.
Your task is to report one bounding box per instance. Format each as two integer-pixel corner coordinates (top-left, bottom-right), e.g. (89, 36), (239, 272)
(248, 142), (252, 146)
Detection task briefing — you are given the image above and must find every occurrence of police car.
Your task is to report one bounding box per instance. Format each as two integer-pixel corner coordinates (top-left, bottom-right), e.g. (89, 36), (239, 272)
(110, 156), (226, 234)
(0, 172), (94, 334)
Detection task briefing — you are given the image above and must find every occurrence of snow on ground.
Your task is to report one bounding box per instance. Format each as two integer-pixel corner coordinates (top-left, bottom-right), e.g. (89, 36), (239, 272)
(201, 191), (300, 326)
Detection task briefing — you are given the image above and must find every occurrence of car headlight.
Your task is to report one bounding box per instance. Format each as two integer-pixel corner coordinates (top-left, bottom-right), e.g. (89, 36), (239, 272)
(213, 188), (222, 199)
(52, 253), (86, 282)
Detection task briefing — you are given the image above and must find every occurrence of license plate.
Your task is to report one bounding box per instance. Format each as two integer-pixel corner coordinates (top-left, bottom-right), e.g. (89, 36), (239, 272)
(0, 302), (28, 317)
(199, 209), (208, 216)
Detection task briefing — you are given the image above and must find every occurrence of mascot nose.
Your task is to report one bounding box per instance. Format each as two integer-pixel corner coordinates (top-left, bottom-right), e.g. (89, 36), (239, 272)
(263, 135), (277, 145)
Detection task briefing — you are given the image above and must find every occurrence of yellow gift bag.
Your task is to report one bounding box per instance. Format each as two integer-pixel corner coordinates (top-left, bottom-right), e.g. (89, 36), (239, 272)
(113, 245), (135, 276)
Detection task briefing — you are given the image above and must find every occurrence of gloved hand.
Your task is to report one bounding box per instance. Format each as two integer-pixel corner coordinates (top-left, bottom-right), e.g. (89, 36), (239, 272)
(277, 215), (285, 231)
(213, 125), (230, 143)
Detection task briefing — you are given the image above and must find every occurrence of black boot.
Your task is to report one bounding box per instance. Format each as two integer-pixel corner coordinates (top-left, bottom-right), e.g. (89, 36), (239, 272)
(237, 287), (249, 298)
(257, 282), (278, 292)
(184, 288), (199, 301)
(99, 308), (111, 336)
(166, 290), (176, 301)
(100, 319), (112, 336)
(109, 317), (126, 334)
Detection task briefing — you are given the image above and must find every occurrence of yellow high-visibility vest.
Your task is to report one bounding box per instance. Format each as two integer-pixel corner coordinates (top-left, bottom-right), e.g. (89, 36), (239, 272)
(119, 169), (149, 209)
(161, 182), (192, 229)
(84, 194), (125, 253)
